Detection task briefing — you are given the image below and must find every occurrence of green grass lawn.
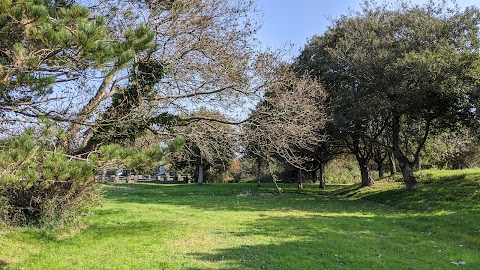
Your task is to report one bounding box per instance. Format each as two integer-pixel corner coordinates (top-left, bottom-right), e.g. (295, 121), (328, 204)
(1, 169), (479, 269)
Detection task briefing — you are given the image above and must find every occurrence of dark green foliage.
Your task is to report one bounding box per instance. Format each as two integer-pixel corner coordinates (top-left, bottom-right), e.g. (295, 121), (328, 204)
(113, 24), (156, 67)
(295, 0), (480, 189)
(110, 60), (166, 109)
(136, 59), (166, 88)
(83, 59), (178, 149)
(95, 143), (165, 175)
(0, 132), (99, 227)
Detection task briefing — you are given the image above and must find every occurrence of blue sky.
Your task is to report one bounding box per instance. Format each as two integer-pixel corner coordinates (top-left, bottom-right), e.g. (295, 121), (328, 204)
(256, 0), (480, 60)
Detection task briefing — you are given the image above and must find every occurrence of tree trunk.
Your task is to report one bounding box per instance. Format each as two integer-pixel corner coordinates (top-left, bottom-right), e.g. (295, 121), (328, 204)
(378, 162), (384, 179)
(101, 166), (106, 182)
(319, 162), (326, 189)
(61, 70), (118, 150)
(389, 153), (396, 176)
(297, 168), (303, 190)
(197, 163), (204, 185)
(256, 163), (262, 187)
(357, 157), (374, 187)
(392, 114), (417, 191)
(399, 161), (416, 191)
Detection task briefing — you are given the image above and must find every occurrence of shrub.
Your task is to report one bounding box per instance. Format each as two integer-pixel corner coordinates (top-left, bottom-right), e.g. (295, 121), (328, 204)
(325, 155), (361, 184)
(0, 132), (100, 227)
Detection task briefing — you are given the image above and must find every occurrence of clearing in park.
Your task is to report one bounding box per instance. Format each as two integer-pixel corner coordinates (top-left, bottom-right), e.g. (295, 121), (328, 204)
(0, 169), (479, 269)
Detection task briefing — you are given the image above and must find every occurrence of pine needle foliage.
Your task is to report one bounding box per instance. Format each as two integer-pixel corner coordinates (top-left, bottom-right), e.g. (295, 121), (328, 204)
(0, 130), (99, 227)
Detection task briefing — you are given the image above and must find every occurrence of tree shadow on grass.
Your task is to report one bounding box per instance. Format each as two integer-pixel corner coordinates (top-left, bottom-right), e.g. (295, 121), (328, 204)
(186, 213), (480, 270)
(352, 175), (480, 213)
(104, 179), (480, 216)
(0, 260), (7, 269)
(103, 183), (351, 214)
(78, 218), (183, 244)
(101, 180), (480, 249)
(103, 181), (480, 246)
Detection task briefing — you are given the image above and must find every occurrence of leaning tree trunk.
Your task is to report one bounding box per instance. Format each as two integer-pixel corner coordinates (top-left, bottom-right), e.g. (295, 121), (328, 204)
(197, 162), (204, 185)
(357, 157), (374, 187)
(398, 161), (416, 191)
(392, 114), (420, 191)
(297, 168), (303, 190)
(392, 145), (418, 191)
(60, 70), (119, 151)
(318, 162), (326, 189)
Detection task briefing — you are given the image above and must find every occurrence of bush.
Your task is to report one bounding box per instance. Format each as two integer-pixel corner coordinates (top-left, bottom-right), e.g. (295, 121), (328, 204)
(422, 128), (480, 170)
(0, 132), (100, 227)
(325, 155), (361, 184)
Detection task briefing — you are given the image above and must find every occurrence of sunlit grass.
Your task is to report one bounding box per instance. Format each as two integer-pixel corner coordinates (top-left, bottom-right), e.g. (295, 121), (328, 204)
(1, 169), (479, 269)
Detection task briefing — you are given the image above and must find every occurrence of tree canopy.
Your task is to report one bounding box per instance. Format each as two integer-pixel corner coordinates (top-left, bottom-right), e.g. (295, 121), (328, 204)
(295, 0), (480, 190)
(3, 0), (480, 200)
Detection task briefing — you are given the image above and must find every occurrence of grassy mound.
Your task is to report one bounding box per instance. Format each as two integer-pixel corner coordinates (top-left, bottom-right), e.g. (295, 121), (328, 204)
(329, 168), (480, 252)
